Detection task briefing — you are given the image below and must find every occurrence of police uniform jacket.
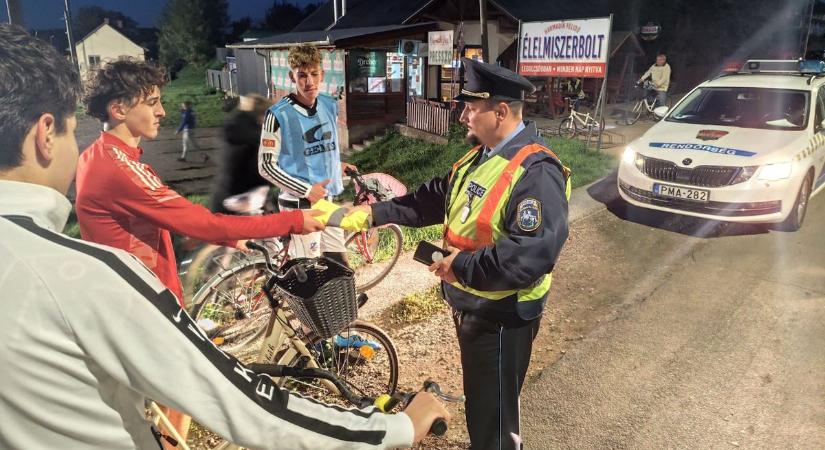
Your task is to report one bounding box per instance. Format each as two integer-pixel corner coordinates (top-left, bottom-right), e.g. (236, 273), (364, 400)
(371, 122), (569, 322)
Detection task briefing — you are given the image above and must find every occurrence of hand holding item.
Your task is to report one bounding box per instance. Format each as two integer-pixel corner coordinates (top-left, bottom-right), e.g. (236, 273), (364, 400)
(312, 199), (372, 231)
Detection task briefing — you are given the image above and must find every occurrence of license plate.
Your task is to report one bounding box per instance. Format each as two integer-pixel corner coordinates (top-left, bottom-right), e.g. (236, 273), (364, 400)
(653, 183), (710, 202)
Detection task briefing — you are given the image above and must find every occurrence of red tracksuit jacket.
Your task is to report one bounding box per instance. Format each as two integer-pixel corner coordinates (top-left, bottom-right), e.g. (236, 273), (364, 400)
(75, 132), (302, 306)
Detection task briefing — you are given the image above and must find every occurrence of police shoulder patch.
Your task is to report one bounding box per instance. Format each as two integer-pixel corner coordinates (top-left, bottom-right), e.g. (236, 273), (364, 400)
(517, 198), (541, 232)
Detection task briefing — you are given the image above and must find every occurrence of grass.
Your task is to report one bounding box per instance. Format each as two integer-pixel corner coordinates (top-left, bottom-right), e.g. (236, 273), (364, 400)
(347, 124), (614, 191)
(381, 285), (446, 326)
(160, 63), (227, 129)
(348, 124), (615, 257)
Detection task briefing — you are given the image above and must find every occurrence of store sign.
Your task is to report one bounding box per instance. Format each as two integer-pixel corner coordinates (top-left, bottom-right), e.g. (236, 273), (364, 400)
(348, 51), (386, 78)
(519, 17), (611, 78)
(640, 22), (661, 41)
(428, 31), (453, 66)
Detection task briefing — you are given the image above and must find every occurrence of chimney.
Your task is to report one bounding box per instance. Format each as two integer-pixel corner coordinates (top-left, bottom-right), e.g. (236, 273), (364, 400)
(103, 18), (109, 25)
(116, 19), (123, 28)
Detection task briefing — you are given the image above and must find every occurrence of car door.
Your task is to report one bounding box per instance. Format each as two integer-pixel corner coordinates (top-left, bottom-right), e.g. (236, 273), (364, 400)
(815, 85), (825, 186)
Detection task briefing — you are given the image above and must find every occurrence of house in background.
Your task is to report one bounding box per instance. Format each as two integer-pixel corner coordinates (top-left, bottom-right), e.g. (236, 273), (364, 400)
(75, 19), (146, 80)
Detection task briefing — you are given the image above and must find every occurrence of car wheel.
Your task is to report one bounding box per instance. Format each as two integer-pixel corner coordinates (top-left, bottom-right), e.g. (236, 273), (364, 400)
(775, 172), (812, 232)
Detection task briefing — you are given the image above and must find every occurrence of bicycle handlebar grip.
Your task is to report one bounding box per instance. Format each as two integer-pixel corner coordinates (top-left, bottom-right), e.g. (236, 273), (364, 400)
(344, 167), (359, 177)
(430, 418), (448, 436)
(245, 241), (265, 252)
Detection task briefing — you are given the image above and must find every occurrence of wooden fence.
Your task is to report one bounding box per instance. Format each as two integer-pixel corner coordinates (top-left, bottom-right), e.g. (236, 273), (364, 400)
(405, 98), (456, 136)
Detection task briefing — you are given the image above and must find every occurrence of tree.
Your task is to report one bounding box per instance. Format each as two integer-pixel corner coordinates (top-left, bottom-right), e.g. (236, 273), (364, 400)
(73, 6), (138, 40)
(262, 1), (315, 32)
(227, 17), (253, 44)
(157, 0), (229, 68)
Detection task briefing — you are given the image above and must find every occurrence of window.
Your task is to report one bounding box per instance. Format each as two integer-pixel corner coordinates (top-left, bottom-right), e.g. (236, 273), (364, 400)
(667, 87), (809, 131)
(88, 55), (101, 68)
(816, 86), (825, 131)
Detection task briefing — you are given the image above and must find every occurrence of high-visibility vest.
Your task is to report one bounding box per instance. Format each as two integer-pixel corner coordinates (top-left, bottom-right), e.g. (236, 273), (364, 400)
(443, 143), (572, 314)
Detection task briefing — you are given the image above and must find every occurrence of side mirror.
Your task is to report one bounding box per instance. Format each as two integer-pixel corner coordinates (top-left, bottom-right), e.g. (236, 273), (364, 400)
(819, 119), (825, 131)
(653, 106), (669, 119)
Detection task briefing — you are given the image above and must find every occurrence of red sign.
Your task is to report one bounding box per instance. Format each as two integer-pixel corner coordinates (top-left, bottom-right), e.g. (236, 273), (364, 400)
(518, 62), (606, 78)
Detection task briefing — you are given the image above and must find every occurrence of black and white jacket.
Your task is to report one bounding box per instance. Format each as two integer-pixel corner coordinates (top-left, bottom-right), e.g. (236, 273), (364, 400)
(0, 180), (413, 449)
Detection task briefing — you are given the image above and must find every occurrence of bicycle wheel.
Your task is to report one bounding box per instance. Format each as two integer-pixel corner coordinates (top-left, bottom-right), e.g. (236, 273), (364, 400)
(558, 117), (577, 139)
(280, 320), (399, 406)
(625, 102), (643, 125)
(345, 224), (403, 292)
(191, 261), (272, 364)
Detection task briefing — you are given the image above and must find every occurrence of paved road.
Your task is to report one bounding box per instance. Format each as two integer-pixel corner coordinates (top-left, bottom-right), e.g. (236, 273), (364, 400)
(522, 175), (825, 449)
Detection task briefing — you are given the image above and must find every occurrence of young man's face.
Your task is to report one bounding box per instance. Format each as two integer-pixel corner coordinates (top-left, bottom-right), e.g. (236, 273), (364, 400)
(460, 100), (499, 147)
(122, 86), (166, 140)
(290, 64), (324, 106)
(656, 55), (666, 66)
(51, 115), (80, 194)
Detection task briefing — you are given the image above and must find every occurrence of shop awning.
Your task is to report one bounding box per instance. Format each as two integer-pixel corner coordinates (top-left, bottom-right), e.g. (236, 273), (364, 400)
(227, 22), (439, 49)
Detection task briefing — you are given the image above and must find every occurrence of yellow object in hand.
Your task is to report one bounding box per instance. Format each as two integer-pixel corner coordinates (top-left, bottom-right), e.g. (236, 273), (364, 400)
(312, 199), (372, 232)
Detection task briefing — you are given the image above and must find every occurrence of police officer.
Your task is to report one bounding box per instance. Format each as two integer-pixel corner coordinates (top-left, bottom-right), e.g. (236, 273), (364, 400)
(349, 58), (571, 449)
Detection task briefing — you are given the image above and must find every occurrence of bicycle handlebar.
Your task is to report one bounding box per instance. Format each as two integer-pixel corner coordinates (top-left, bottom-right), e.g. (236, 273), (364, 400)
(344, 168), (386, 204)
(249, 363), (453, 436)
(245, 241), (308, 282)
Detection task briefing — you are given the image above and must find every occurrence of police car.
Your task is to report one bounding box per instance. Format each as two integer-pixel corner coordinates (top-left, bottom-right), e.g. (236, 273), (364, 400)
(618, 60), (825, 231)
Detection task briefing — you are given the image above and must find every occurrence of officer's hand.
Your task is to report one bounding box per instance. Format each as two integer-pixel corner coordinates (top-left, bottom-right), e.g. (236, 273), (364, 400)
(300, 209), (325, 233)
(428, 245), (460, 284)
(307, 179), (330, 203)
(402, 391), (451, 445)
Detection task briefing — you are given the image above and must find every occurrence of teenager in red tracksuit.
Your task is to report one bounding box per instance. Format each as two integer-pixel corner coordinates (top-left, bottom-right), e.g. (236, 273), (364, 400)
(74, 57), (324, 444)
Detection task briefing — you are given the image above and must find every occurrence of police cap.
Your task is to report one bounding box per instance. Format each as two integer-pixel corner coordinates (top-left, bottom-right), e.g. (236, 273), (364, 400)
(454, 57), (535, 102)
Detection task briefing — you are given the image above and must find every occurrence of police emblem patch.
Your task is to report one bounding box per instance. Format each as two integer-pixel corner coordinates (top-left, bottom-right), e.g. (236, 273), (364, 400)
(517, 198), (541, 232)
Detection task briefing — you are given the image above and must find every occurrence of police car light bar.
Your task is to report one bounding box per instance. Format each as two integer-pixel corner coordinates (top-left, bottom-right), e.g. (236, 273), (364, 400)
(800, 59), (825, 75)
(739, 60), (800, 74)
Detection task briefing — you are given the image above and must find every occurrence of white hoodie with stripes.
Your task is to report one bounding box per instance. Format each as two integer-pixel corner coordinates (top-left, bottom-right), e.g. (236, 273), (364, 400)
(0, 180), (413, 450)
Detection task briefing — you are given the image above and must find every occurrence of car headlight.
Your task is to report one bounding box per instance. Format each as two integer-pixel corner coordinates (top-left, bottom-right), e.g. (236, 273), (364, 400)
(731, 166), (758, 184)
(757, 162), (792, 180)
(622, 146), (635, 164)
(622, 147), (645, 172)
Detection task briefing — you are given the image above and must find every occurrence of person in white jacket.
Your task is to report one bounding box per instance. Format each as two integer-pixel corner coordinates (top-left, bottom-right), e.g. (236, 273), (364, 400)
(0, 24), (449, 450)
(638, 53), (672, 107)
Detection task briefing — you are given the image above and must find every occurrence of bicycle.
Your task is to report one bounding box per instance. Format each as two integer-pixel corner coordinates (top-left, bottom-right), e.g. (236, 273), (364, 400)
(557, 97), (606, 139)
(344, 168), (406, 292)
(178, 245), (404, 449)
(180, 170), (406, 300)
(623, 80), (673, 125)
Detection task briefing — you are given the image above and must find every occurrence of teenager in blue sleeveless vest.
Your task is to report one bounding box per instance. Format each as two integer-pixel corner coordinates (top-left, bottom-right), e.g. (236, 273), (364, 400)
(257, 44), (356, 264)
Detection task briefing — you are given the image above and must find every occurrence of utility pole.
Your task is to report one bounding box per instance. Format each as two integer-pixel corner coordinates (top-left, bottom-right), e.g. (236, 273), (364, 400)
(63, 0), (80, 75)
(802, 0), (815, 57)
(6, 0), (23, 25)
(479, 0), (488, 63)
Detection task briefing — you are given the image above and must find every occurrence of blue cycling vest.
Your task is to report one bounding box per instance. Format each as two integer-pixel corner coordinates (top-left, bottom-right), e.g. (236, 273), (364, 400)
(269, 94), (343, 196)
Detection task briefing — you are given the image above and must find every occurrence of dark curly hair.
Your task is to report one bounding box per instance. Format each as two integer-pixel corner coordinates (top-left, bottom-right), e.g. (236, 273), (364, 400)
(83, 57), (167, 122)
(0, 24), (80, 170)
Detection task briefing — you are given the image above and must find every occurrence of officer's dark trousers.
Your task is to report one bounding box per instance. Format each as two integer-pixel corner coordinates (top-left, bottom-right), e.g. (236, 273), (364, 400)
(453, 309), (541, 450)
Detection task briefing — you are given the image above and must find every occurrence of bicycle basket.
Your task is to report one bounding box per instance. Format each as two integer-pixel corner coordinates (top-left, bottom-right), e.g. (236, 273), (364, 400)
(270, 257), (357, 339)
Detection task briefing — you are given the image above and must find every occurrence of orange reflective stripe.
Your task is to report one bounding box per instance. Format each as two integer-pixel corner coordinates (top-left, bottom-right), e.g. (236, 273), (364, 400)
(476, 144), (558, 244)
(445, 228), (486, 251)
(448, 146), (481, 183)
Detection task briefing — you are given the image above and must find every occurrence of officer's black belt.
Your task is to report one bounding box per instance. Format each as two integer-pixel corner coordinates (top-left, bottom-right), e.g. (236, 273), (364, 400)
(278, 197), (312, 209)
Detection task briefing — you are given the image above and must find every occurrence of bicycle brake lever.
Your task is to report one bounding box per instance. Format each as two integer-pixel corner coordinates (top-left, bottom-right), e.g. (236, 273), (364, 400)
(423, 380), (465, 403)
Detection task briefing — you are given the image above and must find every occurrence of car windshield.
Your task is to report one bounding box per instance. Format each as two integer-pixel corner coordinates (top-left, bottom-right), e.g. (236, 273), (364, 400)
(666, 87), (809, 131)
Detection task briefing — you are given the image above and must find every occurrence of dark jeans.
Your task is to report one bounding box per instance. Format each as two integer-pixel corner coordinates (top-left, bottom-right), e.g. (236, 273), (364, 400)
(453, 309), (542, 450)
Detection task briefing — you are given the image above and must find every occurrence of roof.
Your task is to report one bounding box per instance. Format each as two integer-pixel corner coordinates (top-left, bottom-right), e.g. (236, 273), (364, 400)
(704, 74), (824, 90)
(293, 0), (431, 32)
(610, 31), (644, 57)
(293, 0), (609, 32)
(227, 22), (438, 49)
(76, 22), (144, 50)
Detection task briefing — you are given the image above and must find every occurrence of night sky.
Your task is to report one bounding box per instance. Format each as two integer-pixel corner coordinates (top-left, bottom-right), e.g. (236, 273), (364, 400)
(1, 0), (317, 29)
